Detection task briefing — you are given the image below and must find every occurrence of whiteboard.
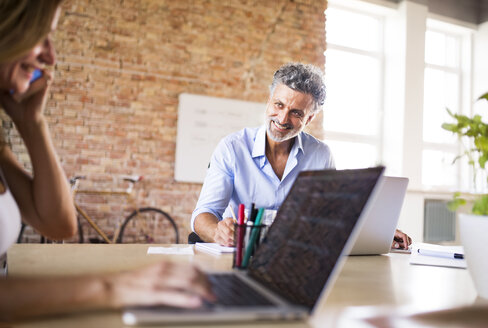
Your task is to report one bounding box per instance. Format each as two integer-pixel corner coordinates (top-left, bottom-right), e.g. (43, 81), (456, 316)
(175, 93), (266, 183)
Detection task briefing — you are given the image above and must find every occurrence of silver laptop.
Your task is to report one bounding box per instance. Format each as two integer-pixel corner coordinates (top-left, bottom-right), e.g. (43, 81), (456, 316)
(123, 167), (385, 325)
(348, 176), (409, 255)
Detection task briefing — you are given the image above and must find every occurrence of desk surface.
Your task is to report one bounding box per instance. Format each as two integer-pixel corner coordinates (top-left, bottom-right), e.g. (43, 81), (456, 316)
(6, 244), (486, 327)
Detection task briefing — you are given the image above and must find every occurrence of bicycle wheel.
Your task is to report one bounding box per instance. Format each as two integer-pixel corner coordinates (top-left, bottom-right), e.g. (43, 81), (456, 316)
(117, 207), (179, 244)
(76, 216), (84, 243)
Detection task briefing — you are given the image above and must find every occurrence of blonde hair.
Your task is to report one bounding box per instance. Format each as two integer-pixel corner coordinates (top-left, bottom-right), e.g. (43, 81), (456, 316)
(0, 0), (63, 63)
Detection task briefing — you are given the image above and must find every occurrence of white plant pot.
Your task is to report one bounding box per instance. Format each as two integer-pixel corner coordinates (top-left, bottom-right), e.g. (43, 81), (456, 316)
(459, 213), (488, 299)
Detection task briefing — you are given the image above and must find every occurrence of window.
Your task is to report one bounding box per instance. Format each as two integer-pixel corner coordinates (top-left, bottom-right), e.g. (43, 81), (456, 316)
(422, 20), (472, 190)
(324, 6), (385, 170)
(325, 2), (473, 191)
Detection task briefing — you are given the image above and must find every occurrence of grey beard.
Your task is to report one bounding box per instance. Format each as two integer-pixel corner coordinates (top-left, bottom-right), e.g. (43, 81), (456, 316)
(266, 119), (298, 142)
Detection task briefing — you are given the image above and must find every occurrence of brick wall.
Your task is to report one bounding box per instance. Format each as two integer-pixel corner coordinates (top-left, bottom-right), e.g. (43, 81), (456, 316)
(3, 0), (327, 243)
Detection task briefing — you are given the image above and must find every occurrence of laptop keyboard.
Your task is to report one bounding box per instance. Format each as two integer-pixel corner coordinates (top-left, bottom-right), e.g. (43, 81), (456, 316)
(206, 273), (275, 307)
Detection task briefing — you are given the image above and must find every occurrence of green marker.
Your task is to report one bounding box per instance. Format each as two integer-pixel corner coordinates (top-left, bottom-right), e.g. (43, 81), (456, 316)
(241, 208), (265, 268)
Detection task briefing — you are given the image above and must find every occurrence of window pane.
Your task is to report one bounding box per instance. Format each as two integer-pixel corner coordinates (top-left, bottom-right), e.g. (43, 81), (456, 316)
(473, 168), (488, 193)
(422, 150), (457, 188)
(326, 140), (377, 169)
(425, 30), (459, 68)
(324, 49), (380, 135)
(326, 7), (381, 52)
(423, 68), (459, 144)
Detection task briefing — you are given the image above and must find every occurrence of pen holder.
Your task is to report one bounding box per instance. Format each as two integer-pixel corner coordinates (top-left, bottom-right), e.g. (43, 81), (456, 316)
(233, 223), (268, 269)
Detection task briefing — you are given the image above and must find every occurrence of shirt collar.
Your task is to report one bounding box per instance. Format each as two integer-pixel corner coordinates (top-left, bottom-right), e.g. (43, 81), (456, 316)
(295, 131), (304, 155)
(252, 125), (267, 158)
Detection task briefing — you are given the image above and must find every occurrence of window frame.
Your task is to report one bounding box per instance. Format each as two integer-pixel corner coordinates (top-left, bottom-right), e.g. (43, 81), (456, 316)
(421, 19), (473, 191)
(324, 3), (387, 170)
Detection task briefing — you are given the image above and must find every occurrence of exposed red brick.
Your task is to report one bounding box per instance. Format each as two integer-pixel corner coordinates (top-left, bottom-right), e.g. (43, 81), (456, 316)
(4, 0), (327, 244)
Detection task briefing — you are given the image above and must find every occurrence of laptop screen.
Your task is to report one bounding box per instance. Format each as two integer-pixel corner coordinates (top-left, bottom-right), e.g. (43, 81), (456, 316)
(248, 167), (384, 310)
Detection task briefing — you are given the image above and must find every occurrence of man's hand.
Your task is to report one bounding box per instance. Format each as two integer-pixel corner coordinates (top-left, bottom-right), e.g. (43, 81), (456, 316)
(392, 229), (412, 250)
(213, 218), (235, 246)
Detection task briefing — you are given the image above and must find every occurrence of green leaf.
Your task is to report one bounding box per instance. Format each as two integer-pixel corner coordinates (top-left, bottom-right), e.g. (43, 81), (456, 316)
(447, 192), (466, 212)
(478, 92), (488, 102)
(456, 115), (470, 125)
(480, 154), (488, 169)
(474, 137), (488, 152)
(441, 123), (459, 133)
(472, 195), (488, 216)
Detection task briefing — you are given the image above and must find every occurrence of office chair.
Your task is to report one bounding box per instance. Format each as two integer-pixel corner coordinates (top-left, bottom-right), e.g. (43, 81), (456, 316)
(188, 232), (204, 244)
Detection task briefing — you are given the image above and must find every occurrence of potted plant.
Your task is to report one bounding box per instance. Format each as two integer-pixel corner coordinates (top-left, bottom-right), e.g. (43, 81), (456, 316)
(442, 91), (488, 299)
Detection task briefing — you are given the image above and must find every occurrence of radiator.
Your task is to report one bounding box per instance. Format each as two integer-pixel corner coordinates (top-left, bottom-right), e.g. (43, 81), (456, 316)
(423, 199), (456, 243)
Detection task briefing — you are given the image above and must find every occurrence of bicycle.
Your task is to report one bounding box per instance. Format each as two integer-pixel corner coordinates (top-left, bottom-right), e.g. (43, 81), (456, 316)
(69, 175), (179, 244)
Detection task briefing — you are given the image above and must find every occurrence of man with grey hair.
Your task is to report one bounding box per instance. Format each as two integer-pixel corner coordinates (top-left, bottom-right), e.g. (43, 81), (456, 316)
(190, 62), (335, 246)
(191, 62), (411, 248)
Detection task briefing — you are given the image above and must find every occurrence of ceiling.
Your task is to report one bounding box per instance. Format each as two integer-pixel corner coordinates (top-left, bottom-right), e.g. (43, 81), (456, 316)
(385, 0), (488, 24)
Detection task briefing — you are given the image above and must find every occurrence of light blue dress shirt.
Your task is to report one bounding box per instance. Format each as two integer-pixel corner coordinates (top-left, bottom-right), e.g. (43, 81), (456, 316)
(190, 125), (335, 232)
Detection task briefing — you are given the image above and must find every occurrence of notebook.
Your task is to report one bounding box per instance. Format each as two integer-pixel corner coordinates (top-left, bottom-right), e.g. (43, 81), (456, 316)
(348, 176), (409, 255)
(409, 243), (466, 269)
(122, 167), (385, 325)
(195, 242), (235, 255)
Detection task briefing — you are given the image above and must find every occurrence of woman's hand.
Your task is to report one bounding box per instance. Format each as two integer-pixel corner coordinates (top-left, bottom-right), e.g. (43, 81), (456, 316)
(0, 261), (216, 320)
(0, 69), (53, 127)
(109, 261), (216, 309)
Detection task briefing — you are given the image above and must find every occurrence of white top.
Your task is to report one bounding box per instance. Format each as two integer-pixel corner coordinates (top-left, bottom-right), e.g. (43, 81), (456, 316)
(0, 167), (22, 257)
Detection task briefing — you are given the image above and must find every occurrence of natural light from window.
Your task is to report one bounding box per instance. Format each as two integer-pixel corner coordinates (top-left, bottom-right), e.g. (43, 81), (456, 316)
(421, 22), (469, 189)
(324, 6), (383, 170)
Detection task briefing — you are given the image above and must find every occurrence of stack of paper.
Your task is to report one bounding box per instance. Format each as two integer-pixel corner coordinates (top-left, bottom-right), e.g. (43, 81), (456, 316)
(147, 246), (194, 255)
(195, 242), (235, 255)
(409, 242), (466, 269)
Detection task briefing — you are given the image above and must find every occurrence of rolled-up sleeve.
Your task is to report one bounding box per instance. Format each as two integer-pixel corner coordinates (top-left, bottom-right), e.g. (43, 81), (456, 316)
(190, 138), (235, 232)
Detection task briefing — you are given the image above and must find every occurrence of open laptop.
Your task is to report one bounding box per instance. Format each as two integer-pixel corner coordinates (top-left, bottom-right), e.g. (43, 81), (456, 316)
(123, 167), (385, 325)
(348, 176), (409, 255)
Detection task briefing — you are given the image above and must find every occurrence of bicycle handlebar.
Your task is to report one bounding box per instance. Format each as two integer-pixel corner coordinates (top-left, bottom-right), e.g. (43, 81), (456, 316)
(70, 175), (143, 187)
(122, 175), (143, 183)
(69, 175), (86, 186)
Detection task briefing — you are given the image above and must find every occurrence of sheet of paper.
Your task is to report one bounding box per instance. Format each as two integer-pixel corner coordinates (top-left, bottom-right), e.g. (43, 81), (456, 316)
(390, 245), (412, 254)
(147, 246), (194, 255)
(195, 242), (235, 255)
(409, 243), (466, 269)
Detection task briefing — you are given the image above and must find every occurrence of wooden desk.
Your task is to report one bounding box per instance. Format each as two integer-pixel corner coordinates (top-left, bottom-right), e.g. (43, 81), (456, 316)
(6, 244), (486, 327)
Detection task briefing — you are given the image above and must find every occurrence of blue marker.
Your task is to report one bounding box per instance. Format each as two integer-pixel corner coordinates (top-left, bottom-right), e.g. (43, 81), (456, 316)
(30, 68), (43, 82)
(10, 69), (43, 94)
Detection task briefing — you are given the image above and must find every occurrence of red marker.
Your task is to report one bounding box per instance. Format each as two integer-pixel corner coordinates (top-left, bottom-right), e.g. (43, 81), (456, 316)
(235, 204), (246, 267)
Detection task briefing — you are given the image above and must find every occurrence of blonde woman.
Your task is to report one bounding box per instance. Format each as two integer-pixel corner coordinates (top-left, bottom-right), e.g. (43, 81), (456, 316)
(0, 0), (76, 253)
(0, 0), (214, 320)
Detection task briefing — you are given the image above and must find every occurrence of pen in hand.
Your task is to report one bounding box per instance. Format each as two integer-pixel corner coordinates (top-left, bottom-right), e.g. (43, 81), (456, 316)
(229, 205), (237, 223)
